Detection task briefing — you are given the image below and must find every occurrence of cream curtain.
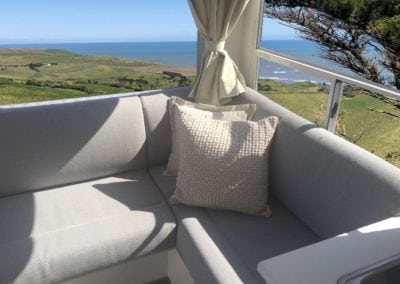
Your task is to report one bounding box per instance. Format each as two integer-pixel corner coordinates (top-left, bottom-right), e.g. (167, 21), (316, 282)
(188, 0), (249, 105)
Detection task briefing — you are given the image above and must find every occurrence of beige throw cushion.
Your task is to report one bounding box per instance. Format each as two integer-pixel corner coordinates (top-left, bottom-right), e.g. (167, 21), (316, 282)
(163, 96), (256, 176)
(170, 105), (279, 217)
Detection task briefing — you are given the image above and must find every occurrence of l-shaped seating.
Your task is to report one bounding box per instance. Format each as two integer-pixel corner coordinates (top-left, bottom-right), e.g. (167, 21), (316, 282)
(1, 87), (400, 283)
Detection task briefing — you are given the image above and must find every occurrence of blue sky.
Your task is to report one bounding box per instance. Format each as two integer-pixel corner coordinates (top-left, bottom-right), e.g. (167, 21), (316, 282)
(263, 18), (297, 40)
(1, 0), (296, 44)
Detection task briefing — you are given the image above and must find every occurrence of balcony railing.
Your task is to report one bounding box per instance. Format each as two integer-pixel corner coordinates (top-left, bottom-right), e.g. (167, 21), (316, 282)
(256, 48), (400, 132)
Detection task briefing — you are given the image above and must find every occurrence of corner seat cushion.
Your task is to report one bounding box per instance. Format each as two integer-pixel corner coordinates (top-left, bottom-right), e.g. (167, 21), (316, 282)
(150, 165), (321, 284)
(0, 170), (176, 284)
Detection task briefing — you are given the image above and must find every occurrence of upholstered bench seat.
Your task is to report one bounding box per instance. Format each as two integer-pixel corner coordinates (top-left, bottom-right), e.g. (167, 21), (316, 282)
(0, 170), (176, 283)
(150, 165), (321, 284)
(1, 87), (400, 284)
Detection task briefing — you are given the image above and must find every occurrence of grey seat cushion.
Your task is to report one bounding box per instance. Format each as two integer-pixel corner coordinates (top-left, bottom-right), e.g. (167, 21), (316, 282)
(150, 165), (321, 284)
(0, 170), (176, 284)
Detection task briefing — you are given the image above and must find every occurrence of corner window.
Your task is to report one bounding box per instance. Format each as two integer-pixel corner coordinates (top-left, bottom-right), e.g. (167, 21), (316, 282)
(257, 1), (400, 167)
(0, 1), (196, 105)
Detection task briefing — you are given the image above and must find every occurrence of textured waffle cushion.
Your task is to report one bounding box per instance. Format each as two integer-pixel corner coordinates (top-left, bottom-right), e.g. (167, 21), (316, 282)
(170, 104), (279, 216)
(164, 96), (256, 176)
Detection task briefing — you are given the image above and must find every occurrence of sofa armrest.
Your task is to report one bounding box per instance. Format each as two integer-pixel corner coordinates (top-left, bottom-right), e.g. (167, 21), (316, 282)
(257, 217), (400, 284)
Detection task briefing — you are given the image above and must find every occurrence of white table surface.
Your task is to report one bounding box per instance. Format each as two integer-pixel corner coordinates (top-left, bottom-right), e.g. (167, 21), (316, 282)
(257, 217), (400, 284)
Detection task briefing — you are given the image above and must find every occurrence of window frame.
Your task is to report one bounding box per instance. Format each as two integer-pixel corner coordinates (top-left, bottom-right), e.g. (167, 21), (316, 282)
(254, 0), (400, 132)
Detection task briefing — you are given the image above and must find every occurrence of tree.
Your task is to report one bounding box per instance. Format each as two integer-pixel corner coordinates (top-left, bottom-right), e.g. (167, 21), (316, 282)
(264, 0), (400, 88)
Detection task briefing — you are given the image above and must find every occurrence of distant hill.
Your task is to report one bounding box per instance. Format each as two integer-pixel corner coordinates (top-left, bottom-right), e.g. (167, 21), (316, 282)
(0, 48), (195, 105)
(0, 48), (194, 82)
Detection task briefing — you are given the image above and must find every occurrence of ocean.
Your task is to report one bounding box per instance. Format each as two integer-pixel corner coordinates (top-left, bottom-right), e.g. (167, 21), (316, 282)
(2, 40), (345, 83)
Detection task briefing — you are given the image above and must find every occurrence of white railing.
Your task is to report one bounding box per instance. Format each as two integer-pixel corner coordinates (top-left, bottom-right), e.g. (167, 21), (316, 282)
(256, 48), (400, 132)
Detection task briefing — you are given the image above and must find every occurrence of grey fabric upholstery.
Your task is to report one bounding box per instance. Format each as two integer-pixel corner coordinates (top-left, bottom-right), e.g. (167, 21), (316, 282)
(0, 96), (147, 197)
(0, 170), (176, 284)
(2, 86), (400, 284)
(232, 88), (400, 239)
(139, 87), (192, 167)
(150, 165), (320, 284)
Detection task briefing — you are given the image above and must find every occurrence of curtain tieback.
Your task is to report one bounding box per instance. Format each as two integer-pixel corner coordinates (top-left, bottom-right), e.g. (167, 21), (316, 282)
(206, 40), (226, 52)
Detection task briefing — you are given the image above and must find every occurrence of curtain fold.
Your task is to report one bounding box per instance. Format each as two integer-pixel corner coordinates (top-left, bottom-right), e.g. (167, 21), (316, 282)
(188, 0), (249, 105)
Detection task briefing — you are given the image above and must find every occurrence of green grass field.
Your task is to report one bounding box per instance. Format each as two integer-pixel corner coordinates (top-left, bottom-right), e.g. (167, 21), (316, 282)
(0, 48), (398, 167)
(0, 48), (195, 104)
(259, 79), (400, 167)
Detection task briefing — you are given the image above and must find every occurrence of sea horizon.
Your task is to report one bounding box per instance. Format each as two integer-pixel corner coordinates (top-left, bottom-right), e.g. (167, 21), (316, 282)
(1, 40), (344, 83)
(1, 39), (306, 45)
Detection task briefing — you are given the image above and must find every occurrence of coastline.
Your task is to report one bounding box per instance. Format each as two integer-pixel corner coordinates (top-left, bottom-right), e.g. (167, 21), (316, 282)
(2, 40), (328, 82)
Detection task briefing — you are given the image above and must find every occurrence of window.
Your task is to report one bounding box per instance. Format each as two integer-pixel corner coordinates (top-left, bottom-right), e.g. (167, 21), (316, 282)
(0, 1), (196, 105)
(257, 1), (400, 167)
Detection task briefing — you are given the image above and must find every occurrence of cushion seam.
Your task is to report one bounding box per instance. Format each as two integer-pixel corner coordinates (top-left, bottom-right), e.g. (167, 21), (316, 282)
(1, 169), (151, 199)
(0, 202), (173, 246)
(138, 95), (150, 169)
(147, 168), (179, 225)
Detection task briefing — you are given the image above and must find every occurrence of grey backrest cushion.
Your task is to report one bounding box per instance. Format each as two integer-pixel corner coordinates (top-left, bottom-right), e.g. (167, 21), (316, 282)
(233, 88), (400, 239)
(0, 95), (147, 197)
(139, 87), (192, 167)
